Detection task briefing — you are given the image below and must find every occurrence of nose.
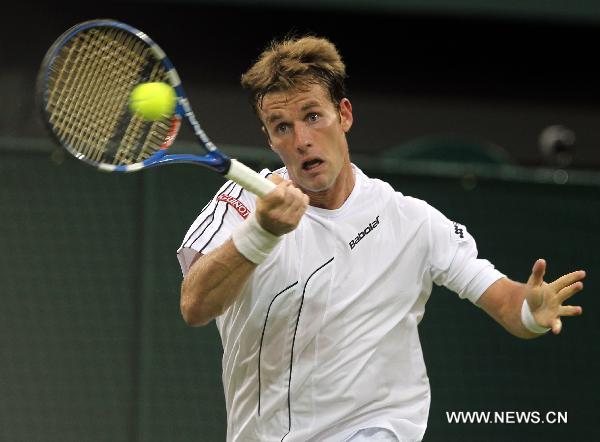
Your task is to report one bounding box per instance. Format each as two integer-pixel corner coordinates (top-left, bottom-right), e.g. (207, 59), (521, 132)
(293, 122), (312, 152)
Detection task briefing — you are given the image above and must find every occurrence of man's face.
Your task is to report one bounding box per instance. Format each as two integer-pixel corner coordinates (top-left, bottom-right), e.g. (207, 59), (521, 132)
(259, 84), (353, 193)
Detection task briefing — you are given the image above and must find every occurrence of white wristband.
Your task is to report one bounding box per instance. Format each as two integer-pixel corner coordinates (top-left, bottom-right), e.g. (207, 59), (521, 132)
(231, 213), (281, 264)
(521, 299), (551, 334)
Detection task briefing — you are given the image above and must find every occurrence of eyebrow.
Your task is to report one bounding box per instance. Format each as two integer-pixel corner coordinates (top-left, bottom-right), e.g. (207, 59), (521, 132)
(301, 101), (321, 111)
(266, 113), (283, 125)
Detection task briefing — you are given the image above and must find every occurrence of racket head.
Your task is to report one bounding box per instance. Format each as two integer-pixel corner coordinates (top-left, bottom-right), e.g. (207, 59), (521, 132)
(37, 19), (220, 172)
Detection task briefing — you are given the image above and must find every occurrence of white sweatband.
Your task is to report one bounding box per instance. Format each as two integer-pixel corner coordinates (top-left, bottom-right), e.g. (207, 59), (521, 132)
(521, 299), (551, 334)
(231, 213), (281, 264)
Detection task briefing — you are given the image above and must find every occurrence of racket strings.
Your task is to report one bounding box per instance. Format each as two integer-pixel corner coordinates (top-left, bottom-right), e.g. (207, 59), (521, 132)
(45, 27), (174, 166)
(79, 29), (149, 162)
(116, 58), (171, 165)
(71, 30), (123, 162)
(49, 32), (98, 157)
(50, 29), (130, 161)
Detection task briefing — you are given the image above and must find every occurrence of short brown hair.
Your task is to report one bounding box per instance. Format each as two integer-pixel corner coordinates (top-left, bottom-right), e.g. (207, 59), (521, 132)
(240, 35), (347, 113)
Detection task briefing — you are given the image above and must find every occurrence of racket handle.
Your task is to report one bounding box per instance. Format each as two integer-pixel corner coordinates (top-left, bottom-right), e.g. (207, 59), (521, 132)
(225, 159), (277, 197)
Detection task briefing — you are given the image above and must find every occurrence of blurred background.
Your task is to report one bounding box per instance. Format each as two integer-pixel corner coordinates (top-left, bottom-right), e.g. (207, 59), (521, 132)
(1, 0), (599, 441)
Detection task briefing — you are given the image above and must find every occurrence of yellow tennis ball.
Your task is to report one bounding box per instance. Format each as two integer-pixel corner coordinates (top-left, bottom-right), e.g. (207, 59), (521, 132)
(129, 82), (176, 121)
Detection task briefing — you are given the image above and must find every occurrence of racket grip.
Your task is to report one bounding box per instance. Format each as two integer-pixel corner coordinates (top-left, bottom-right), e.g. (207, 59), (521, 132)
(225, 159), (277, 197)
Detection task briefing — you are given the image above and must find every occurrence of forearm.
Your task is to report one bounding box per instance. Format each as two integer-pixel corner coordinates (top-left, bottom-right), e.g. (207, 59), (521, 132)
(477, 278), (541, 339)
(179, 176), (307, 326)
(180, 239), (256, 326)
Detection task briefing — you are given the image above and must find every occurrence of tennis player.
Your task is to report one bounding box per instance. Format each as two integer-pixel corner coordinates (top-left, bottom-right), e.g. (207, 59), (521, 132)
(177, 36), (585, 442)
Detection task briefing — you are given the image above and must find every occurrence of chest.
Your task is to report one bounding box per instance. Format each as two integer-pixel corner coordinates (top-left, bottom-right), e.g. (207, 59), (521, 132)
(240, 205), (429, 337)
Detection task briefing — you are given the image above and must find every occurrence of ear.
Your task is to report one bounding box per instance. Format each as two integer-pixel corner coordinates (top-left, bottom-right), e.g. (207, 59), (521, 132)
(261, 125), (273, 149)
(338, 98), (353, 133)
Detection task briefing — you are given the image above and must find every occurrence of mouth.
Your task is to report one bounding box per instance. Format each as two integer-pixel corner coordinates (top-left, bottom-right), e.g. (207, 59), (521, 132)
(302, 158), (324, 172)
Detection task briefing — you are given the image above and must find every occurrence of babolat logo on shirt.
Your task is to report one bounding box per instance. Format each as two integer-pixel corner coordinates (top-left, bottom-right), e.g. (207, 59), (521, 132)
(349, 216), (380, 250)
(452, 221), (467, 242)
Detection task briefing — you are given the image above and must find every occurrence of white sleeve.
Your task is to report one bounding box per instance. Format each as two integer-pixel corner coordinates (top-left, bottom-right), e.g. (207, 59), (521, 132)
(427, 205), (505, 304)
(176, 174), (264, 276)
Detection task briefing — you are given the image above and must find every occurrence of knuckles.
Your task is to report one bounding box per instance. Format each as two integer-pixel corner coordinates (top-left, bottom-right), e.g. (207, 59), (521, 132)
(255, 181), (308, 236)
(263, 182), (307, 208)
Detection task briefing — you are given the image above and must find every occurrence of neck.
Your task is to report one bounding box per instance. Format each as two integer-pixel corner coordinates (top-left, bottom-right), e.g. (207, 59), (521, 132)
(304, 161), (355, 210)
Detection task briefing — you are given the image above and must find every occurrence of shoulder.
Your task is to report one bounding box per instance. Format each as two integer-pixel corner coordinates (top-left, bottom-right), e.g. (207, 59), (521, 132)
(218, 166), (279, 208)
(350, 169), (441, 238)
(358, 168), (433, 218)
(268, 165), (288, 179)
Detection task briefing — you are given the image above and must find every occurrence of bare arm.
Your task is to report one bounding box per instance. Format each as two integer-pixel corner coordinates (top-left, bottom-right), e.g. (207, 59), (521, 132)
(477, 258), (585, 339)
(180, 175), (308, 326)
(180, 241), (256, 326)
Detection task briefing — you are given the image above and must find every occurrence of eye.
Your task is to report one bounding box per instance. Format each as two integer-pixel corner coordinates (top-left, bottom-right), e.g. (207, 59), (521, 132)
(307, 112), (320, 122)
(275, 123), (290, 134)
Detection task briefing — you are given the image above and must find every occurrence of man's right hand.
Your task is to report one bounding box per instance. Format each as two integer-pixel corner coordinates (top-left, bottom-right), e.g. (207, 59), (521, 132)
(256, 174), (309, 236)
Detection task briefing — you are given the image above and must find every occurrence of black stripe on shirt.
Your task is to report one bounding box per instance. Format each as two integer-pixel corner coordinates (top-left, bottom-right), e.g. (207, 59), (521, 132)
(191, 167), (273, 251)
(281, 257), (335, 441)
(257, 281), (299, 417)
(182, 181), (237, 249)
(197, 183), (245, 253)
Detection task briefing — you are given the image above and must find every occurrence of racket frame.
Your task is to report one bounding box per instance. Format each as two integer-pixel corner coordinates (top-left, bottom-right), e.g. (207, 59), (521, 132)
(38, 19), (276, 197)
(38, 19), (229, 174)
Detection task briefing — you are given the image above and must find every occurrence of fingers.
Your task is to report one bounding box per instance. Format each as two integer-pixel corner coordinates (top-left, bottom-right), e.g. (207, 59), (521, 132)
(556, 279), (585, 303)
(281, 191), (309, 217)
(267, 173), (284, 185)
(550, 270), (586, 294)
(547, 305), (582, 336)
(549, 304), (583, 335)
(279, 186), (309, 217)
(552, 318), (562, 335)
(527, 258), (546, 287)
(256, 178), (308, 236)
(558, 305), (583, 317)
(526, 261), (586, 336)
(260, 179), (300, 209)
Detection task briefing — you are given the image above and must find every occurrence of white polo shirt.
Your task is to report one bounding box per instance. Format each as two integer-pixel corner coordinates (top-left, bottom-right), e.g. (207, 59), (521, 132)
(177, 165), (504, 442)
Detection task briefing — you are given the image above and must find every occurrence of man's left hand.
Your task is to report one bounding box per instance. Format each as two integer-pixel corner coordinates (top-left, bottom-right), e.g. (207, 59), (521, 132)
(525, 258), (585, 334)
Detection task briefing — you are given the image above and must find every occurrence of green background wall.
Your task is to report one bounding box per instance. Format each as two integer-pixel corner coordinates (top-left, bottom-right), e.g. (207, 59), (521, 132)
(1, 143), (598, 441)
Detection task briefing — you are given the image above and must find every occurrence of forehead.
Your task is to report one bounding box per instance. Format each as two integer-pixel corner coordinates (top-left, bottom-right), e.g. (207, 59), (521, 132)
(259, 84), (333, 120)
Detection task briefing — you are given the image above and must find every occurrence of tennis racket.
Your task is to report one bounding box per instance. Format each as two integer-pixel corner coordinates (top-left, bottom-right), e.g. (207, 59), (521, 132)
(36, 19), (276, 197)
